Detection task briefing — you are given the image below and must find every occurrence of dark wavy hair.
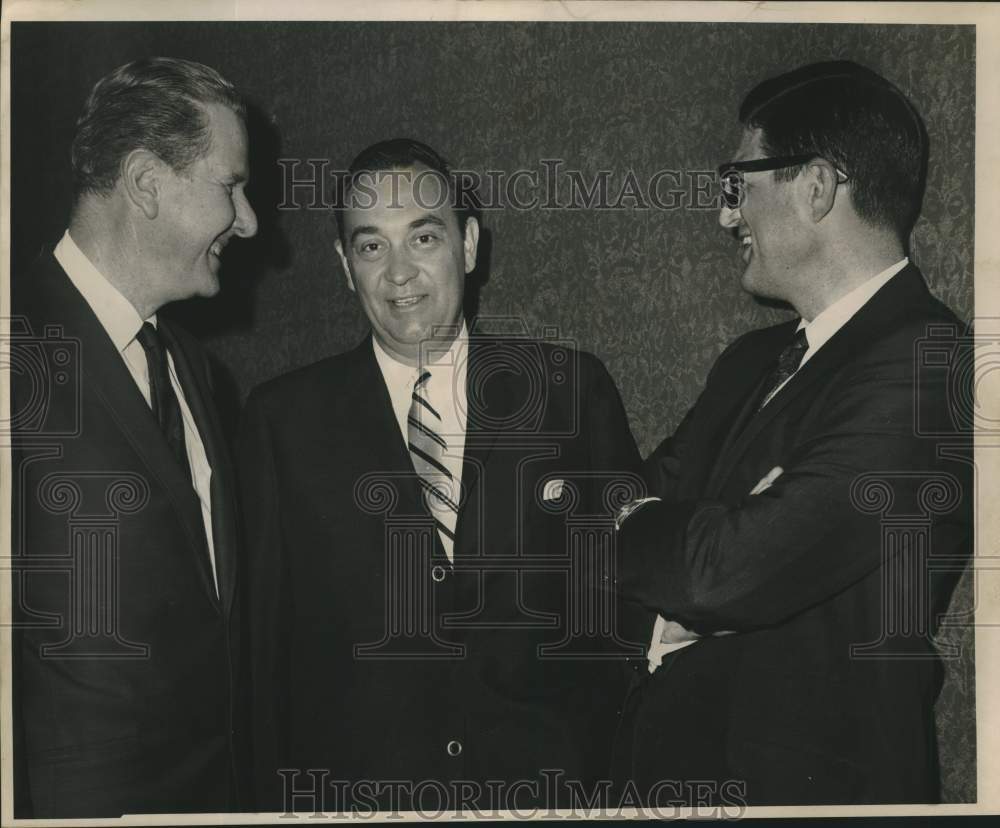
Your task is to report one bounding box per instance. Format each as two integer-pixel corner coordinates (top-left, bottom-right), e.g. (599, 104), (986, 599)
(71, 56), (245, 198)
(334, 138), (479, 245)
(739, 60), (928, 239)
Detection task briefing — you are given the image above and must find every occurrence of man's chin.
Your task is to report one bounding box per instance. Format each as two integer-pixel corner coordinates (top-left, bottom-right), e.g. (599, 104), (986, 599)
(197, 270), (222, 298)
(740, 264), (774, 300)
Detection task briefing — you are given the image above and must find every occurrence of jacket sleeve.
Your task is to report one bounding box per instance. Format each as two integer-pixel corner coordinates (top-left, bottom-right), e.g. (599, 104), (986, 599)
(641, 332), (752, 504)
(573, 352), (661, 661)
(617, 327), (971, 633)
(236, 388), (289, 811)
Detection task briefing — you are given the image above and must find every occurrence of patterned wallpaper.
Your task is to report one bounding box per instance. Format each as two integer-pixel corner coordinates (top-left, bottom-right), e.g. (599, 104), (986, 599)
(11, 20), (976, 802)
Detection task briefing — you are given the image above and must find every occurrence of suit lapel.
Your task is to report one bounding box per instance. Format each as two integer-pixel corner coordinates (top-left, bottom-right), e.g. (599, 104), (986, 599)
(703, 321), (798, 494)
(351, 337), (427, 515)
(707, 265), (930, 497)
(454, 335), (504, 554)
(27, 254), (219, 609)
(159, 321), (234, 613)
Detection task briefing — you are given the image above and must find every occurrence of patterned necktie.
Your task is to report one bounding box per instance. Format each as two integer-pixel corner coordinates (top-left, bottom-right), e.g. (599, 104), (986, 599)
(407, 370), (459, 549)
(136, 322), (191, 480)
(757, 327), (809, 410)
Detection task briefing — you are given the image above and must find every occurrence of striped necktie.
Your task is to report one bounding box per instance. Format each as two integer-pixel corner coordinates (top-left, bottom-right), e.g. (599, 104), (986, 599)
(408, 370), (459, 552)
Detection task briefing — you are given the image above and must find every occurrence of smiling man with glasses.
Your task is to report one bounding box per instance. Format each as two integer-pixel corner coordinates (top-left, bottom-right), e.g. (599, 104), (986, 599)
(612, 60), (972, 806)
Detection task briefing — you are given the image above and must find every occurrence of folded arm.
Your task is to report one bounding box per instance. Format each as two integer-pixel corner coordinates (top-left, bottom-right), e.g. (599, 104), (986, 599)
(618, 353), (963, 633)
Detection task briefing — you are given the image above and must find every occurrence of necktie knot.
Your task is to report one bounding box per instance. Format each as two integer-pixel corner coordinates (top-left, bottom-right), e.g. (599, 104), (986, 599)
(135, 321), (192, 481)
(778, 328), (809, 372)
(758, 327), (809, 410)
(136, 322), (168, 415)
(136, 320), (163, 359)
(411, 370), (441, 422)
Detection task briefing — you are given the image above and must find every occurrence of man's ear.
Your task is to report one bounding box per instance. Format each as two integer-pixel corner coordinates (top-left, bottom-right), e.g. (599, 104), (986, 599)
(120, 149), (163, 219)
(463, 216), (480, 275)
(803, 158), (841, 223)
(335, 239), (356, 292)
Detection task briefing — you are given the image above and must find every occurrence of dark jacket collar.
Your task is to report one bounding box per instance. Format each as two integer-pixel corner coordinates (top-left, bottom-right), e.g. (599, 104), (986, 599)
(707, 263), (935, 495)
(17, 250), (234, 612)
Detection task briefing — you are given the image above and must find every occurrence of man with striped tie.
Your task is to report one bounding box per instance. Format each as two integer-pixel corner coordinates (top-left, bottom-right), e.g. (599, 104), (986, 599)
(239, 138), (641, 812)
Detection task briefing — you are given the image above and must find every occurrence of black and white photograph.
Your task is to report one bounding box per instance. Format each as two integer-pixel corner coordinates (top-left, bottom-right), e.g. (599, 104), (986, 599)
(1, 1), (996, 823)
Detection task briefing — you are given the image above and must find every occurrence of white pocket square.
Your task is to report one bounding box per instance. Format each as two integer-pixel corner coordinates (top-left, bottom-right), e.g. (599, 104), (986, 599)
(749, 465), (783, 495)
(542, 479), (565, 501)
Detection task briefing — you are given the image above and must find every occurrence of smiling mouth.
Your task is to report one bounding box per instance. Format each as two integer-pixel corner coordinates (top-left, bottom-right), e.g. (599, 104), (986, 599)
(390, 296), (425, 308)
(739, 233), (753, 262)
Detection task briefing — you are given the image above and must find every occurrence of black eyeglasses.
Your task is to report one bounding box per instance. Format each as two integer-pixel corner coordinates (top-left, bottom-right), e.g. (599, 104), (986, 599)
(717, 154), (849, 209)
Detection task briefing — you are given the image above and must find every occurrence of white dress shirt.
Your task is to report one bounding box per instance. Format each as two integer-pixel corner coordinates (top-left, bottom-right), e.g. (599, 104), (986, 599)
(647, 257), (910, 671)
(372, 324), (469, 562)
(54, 230), (219, 595)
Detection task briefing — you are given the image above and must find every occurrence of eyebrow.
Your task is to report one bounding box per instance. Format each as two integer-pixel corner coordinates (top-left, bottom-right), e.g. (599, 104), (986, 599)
(349, 214), (449, 245)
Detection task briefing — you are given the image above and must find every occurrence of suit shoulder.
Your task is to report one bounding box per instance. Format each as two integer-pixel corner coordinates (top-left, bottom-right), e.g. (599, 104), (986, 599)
(536, 339), (593, 363)
(856, 277), (966, 365)
(492, 338), (615, 383)
(533, 341), (623, 400)
(904, 289), (965, 331)
(729, 319), (798, 350)
(707, 319), (798, 372)
(245, 345), (366, 408)
(12, 251), (63, 316)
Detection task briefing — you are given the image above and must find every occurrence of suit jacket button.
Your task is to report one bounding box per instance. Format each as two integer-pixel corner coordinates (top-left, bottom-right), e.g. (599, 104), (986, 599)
(432, 565), (447, 582)
(446, 739), (462, 757)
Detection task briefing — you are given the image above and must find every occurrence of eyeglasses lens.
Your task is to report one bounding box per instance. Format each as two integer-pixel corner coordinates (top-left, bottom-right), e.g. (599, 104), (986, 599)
(720, 170), (743, 209)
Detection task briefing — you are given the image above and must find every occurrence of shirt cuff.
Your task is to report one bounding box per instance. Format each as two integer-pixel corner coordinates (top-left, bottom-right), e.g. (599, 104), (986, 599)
(614, 496), (662, 531)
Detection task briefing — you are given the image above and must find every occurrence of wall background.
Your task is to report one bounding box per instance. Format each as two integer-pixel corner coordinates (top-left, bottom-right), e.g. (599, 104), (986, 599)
(10, 20), (977, 802)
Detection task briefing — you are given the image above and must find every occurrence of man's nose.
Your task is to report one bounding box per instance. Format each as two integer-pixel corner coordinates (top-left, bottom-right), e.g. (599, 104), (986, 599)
(719, 201), (741, 229)
(386, 247), (419, 284)
(233, 190), (258, 239)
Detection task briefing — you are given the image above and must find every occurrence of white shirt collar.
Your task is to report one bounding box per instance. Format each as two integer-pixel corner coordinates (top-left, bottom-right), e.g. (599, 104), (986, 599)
(372, 321), (469, 377)
(372, 334), (420, 399)
(799, 258), (908, 364)
(371, 322), (469, 438)
(53, 230), (154, 349)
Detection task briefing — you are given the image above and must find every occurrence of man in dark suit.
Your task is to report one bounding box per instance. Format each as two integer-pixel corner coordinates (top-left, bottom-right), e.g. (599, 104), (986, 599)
(10, 57), (257, 817)
(613, 61), (972, 805)
(239, 138), (641, 813)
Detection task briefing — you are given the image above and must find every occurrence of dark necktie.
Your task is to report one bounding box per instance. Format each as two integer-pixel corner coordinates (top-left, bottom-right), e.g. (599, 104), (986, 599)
(407, 370), (458, 549)
(136, 322), (191, 480)
(757, 327), (809, 410)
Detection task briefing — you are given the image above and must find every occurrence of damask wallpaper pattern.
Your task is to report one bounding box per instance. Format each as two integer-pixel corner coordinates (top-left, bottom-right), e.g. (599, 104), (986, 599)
(12, 20), (976, 802)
